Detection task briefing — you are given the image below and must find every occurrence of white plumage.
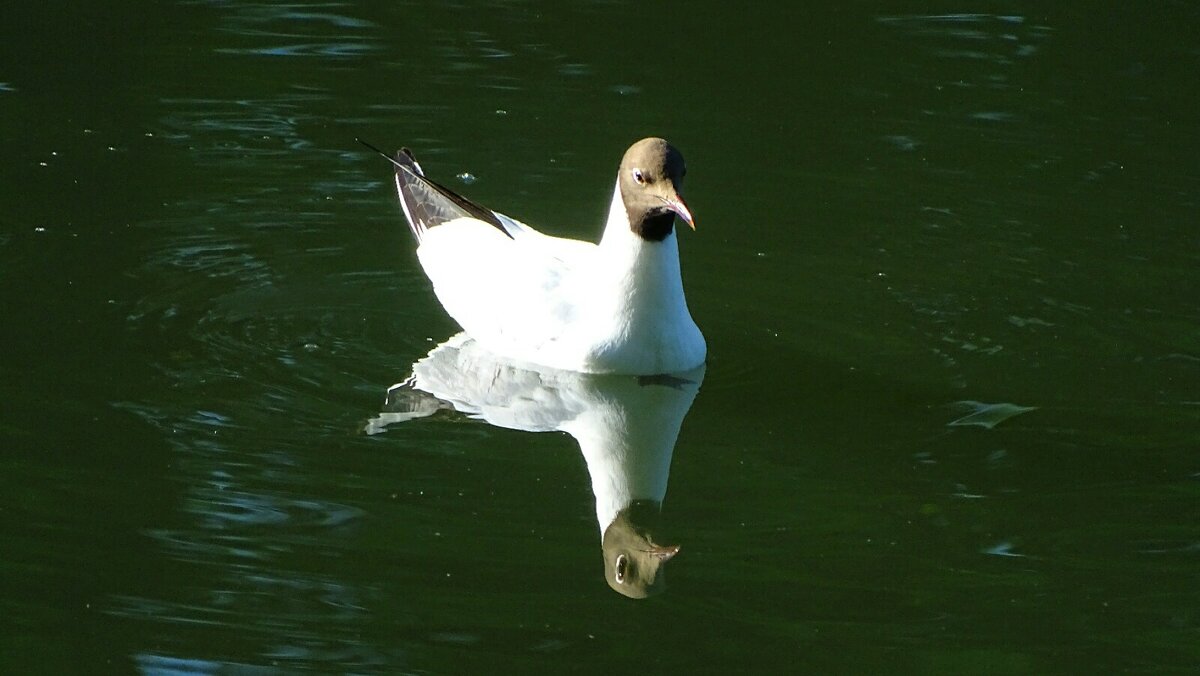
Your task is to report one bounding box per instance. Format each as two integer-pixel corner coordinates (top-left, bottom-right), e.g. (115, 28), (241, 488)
(379, 137), (705, 376)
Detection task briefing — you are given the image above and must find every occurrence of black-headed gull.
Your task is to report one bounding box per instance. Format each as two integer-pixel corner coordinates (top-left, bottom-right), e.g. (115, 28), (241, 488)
(364, 138), (706, 375)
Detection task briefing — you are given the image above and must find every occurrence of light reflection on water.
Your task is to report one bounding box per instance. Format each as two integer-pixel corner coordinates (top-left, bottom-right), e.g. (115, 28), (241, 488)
(198, 2), (382, 59)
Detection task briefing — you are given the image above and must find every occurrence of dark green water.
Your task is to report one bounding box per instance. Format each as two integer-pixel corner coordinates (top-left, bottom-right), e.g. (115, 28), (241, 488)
(2, 3), (1198, 673)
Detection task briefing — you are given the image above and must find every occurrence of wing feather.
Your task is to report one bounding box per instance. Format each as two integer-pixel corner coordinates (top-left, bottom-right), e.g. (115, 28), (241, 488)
(416, 218), (595, 354)
(392, 148), (513, 242)
(385, 144), (604, 363)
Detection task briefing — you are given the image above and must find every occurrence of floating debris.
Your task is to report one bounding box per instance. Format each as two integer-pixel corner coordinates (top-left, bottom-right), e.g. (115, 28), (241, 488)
(971, 111), (1014, 122)
(983, 541), (1026, 558)
(559, 62), (592, 75)
(884, 134), (921, 151)
(948, 401), (1036, 429)
(1007, 315), (1055, 328)
(456, 172), (477, 185)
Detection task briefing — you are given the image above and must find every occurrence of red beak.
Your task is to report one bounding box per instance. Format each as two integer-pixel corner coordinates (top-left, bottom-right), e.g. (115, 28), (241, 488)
(665, 194), (695, 230)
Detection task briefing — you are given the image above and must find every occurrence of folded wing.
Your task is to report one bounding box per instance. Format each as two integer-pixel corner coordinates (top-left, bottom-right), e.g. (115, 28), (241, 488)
(392, 148), (515, 242)
(391, 148), (601, 359)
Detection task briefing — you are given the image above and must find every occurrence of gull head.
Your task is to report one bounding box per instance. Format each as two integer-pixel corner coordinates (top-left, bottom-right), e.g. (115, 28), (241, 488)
(618, 137), (694, 242)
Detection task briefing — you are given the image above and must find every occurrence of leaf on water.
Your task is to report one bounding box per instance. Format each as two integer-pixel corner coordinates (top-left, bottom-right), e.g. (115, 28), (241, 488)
(948, 400), (1036, 429)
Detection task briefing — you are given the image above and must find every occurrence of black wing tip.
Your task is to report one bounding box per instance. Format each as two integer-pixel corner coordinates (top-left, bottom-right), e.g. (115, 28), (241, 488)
(357, 138), (427, 178)
(395, 147), (422, 176)
(375, 142), (513, 241)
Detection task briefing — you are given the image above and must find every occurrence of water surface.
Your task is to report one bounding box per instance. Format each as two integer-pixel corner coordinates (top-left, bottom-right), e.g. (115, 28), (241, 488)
(1, 3), (1198, 673)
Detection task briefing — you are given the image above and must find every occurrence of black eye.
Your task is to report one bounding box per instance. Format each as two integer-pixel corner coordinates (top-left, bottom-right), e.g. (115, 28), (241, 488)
(615, 554), (629, 583)
(632, 169), (646, 185)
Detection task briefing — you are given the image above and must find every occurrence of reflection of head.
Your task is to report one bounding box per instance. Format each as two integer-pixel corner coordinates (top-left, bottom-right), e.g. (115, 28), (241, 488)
(602, 501), (680, 599)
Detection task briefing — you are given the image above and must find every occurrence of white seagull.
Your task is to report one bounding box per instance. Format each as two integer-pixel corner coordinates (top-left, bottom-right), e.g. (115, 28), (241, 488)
(364, 137), (706, 376)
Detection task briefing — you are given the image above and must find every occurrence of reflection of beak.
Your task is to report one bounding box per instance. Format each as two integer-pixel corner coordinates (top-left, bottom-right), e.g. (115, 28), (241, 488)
(662, 194), (695, 230)
(648, 544), (681, 561)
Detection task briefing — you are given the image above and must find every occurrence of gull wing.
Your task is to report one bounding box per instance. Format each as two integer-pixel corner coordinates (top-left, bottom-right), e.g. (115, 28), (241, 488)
(391, 148), (516, 242)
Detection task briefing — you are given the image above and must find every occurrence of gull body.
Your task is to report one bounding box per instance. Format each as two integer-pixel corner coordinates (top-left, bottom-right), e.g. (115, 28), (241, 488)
(384, 138), (706, 376)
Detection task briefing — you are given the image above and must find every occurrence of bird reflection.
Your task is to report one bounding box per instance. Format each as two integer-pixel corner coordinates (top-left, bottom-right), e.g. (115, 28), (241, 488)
(367, 333), (704, 598)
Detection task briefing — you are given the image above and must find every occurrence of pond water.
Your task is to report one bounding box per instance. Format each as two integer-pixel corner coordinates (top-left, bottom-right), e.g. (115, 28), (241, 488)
(2, 3), (1197, 673)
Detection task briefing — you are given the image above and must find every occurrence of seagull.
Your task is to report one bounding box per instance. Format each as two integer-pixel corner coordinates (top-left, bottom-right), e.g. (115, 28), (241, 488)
(362, 137), (706, 376)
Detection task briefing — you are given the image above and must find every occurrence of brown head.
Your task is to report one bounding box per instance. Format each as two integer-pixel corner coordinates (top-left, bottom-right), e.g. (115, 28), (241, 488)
(602, 501), (680, 599)
(617, 137), (694, 242)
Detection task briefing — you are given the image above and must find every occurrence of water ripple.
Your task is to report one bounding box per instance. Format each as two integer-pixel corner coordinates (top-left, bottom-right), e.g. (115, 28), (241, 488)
(200, 2), (381, 59)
